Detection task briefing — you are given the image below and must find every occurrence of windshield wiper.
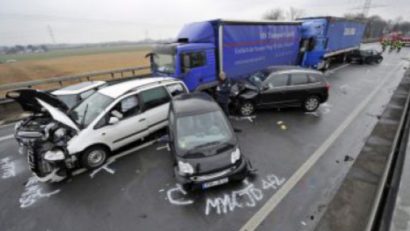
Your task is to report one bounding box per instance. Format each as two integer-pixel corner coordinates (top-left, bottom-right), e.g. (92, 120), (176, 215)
(193, 141), (221, 149)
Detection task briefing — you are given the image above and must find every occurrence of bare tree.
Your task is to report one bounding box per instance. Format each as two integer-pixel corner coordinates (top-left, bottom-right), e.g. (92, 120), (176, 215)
(263, 8), (285, 20)
(263, 7), (304, 21)
(287, 7), (304, 21)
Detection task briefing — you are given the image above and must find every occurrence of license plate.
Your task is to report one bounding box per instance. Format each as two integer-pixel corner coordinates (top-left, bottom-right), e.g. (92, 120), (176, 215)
(202, 178), (229, 189)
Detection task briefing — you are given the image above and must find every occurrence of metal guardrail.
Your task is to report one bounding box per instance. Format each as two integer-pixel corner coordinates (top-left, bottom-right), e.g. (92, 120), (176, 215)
(0, 65), (150, 94)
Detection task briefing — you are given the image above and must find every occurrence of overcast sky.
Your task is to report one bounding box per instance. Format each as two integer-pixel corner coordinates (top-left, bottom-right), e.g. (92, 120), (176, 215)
(0, 0), (408, 46)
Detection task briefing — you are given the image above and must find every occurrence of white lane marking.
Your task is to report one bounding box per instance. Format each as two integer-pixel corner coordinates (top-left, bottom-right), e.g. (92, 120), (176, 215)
(240, 62), (404, 231)
(0, 134), (13, 143)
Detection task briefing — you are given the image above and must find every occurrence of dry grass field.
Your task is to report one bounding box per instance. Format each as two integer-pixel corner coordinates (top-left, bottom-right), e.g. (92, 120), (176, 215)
(0, 46), (151, 86)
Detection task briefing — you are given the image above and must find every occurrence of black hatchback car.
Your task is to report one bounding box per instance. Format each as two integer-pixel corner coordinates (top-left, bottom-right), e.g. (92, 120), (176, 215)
(168, 92), (251, 191)
(347, 49), (383, 64)
(231, 66), (330, 116)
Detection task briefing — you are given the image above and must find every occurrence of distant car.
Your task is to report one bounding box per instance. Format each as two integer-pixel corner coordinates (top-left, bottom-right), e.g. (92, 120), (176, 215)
(52, 81), (107, 109)
(347, 49), (383, 64)
(230, 66), (330, 116)
(168, 92), (251, 191)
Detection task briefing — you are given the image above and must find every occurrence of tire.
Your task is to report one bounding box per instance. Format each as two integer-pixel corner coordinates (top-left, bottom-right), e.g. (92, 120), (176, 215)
(376, 57), (383, 64)
(303, 96), (321, 112)
(238, 101), (255, 116)
(81, 146), (108, 169)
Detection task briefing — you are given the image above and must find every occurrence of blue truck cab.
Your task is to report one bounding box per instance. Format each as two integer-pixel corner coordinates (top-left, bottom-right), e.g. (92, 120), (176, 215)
(299, 17), (366, 70)
(150, 19), (302, 91)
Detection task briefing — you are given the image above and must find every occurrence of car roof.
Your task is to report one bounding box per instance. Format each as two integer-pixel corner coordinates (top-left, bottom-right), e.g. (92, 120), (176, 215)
(263, 65), (323, 75)
(99, 77), (179, 98)
(52, 81), (106, 95)
(171, 92), (220, 116)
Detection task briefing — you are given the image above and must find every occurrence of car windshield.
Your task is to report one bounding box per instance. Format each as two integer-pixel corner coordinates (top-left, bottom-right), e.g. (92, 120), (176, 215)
(55, 94), (78, 109)
(69, 92), (114, 128)
(248, 71), (268, 88)
(175, 110), (233, 156)
(153, 53), (175, 74)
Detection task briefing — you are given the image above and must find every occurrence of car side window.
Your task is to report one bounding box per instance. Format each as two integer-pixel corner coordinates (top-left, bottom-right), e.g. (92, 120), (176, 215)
(140, 87), (171, 111)
(290, 74), (309, 85)
(308, 74), (321, 83)
(166, 83), (186, 97)
(265, 74), (289, 89)
(120, 95), (140, 118)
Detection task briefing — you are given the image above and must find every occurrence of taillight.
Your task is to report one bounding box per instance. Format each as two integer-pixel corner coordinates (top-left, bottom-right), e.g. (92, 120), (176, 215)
(325, 83), (330, 91)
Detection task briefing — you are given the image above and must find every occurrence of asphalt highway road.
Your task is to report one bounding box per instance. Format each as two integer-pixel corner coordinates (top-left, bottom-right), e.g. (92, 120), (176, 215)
(0, 44), (409, 231)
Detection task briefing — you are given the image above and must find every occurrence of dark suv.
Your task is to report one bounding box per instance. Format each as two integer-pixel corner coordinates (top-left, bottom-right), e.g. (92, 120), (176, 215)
(231, 66), (330, 116)
(168, 92), (251, 191)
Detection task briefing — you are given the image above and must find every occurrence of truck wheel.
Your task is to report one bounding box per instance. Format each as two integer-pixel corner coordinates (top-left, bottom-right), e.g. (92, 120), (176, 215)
(303, 96), (320, 112)
(239, 101), (255, 116)
(81, 146), (108, 169)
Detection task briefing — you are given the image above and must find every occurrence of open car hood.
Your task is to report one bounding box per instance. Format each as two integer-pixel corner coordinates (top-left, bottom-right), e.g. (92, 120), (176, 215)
(6, 89), (69, 113)
(6, 89), (79, 131)
(37, 99), (79, 131)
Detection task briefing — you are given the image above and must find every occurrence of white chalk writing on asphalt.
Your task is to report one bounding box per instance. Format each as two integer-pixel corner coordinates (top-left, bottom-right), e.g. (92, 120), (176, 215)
(19, 176), (60, 208)
(167, 184), (194, 206)
(0, 157), (15, 179)
(90, 159), (116, 178)
(165, 174), (286, 216)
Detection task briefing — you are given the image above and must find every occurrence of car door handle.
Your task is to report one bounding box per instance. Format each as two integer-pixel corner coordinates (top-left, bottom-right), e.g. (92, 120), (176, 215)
(139, 118), (146, 122)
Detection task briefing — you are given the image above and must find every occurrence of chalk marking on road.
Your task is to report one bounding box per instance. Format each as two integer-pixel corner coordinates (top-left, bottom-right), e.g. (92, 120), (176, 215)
(0, 134), (13, 143)
(19, 176), (60, 208)
(240, 62), (404, 231)
(163, 174), (286, 216)
(90, 159), (116, 178)
(0, 157), (15, 179)
(205, 174), (285, 216)
(166, 184), (194, 206)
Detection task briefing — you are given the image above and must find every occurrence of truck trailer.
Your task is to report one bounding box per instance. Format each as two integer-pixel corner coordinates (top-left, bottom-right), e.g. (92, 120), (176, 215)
(299, 16), (366, 70)
(149, 19), (302, 91)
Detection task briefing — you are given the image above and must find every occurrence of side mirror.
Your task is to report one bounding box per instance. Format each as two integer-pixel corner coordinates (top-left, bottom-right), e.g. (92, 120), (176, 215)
(111, 110), (123, 119)
(108, 116), (120, 125)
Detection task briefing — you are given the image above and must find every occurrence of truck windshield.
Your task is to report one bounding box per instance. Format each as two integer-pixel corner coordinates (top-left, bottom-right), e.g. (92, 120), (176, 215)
(175, 110), (233, 156)
(69, 92), (114, 128)
(153, 53), (175, 74)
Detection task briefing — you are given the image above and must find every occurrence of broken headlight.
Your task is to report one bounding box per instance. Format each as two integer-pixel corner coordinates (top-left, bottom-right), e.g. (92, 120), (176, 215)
(54, 128), (66, 139)
(44, 149), (65, 161)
